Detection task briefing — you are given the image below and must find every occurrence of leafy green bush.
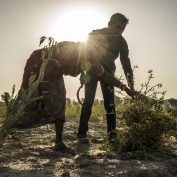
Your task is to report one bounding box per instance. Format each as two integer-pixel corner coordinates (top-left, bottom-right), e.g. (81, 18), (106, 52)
(116, 98), (176, 151)
(108, 70), (177, 152)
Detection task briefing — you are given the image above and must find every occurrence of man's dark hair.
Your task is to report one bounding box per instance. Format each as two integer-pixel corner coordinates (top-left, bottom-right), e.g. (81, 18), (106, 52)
(108, 13), (129, 26)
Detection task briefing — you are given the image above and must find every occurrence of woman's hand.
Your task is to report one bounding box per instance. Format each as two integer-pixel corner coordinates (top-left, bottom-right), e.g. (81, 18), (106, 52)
(92, 64), (105, 76)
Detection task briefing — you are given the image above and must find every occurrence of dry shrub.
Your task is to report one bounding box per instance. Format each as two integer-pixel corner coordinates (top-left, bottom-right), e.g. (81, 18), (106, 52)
(107, 70), (177, 152)
(116, 97), (177, 152)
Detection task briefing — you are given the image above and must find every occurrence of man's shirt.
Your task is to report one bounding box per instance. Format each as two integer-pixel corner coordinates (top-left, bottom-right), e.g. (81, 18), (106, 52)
(88, 27), (133, 87)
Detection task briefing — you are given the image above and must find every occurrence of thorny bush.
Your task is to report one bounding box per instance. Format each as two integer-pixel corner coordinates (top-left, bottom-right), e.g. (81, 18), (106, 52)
(106, 70), (177, 153)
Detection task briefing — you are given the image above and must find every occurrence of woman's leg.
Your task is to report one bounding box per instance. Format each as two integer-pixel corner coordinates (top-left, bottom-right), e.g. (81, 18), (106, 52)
(55, 118), (65, 145)
(54, 114), (68, 150)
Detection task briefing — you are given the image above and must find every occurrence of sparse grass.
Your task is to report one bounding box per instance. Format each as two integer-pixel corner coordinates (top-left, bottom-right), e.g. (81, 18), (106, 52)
(0, 102), (6, 125)
(0, 102), (6, 118)
(65, 98), (105, 122)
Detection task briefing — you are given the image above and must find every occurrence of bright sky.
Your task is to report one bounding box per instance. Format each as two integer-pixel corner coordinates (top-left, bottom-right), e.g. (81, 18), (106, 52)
(0, 0), (177, 100)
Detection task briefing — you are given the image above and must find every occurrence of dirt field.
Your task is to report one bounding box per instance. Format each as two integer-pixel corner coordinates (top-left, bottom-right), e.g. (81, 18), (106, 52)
(0, 118), (177, 177)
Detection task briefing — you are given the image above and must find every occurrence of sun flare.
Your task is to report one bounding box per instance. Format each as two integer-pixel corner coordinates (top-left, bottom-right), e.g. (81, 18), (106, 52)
(50, 7), (108, 42)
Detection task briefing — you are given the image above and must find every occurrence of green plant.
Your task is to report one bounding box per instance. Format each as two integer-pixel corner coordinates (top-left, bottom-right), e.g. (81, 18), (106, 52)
(65, 99), (81, 119)
(108, 70), (177, 153)
(0, 36), (57, 148)
(0, 102), (6, 119)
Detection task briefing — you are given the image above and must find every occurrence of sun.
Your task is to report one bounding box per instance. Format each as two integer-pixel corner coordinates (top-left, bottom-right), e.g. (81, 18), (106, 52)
(50, 6), (108, 42)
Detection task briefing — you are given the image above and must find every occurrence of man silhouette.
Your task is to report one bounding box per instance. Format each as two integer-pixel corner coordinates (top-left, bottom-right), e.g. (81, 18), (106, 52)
(77, 13), (134, 143)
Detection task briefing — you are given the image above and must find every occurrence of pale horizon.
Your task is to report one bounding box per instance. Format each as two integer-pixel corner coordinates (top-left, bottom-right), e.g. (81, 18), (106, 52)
(1, 0), (177, 100)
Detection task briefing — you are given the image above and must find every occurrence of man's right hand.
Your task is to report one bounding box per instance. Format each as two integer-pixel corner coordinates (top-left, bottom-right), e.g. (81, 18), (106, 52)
(124, 87), (139, 98)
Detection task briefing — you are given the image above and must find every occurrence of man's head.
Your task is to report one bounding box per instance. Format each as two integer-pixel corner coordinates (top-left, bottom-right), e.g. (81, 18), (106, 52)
(108, 13), (129, 34)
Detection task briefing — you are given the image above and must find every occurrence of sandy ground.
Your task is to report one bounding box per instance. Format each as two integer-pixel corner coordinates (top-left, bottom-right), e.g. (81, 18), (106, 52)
(0, 118), (177, 177)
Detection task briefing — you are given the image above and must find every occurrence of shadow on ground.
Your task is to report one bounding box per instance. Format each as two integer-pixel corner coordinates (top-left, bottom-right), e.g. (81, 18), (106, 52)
(0, 119), (177, 177)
